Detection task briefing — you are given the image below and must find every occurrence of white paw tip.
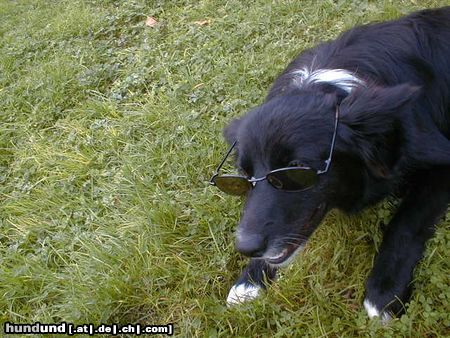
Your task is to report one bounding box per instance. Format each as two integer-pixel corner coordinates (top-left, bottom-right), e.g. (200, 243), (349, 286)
(364, 299), (380, 318)
(226, 284), (261, 306)
(364, 299), (392, 323)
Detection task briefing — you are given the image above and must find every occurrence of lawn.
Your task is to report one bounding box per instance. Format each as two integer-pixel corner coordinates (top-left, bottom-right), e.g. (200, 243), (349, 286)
(0, 0), (449, 336)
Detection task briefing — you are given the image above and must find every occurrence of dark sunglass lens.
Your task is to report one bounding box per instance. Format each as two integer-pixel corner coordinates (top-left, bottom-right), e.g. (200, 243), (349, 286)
(213, 176), (251, 196)
(268, 169), (318, 191)
(267, 175), (283, 189)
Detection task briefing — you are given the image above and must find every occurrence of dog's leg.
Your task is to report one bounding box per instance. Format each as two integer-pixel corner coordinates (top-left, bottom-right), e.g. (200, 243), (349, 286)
(227, 259), (277, 306)
(364, 168), (450, 322)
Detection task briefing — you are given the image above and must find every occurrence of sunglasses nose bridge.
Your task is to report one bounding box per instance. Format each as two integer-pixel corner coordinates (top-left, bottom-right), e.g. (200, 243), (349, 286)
(248, 176), (267, 188)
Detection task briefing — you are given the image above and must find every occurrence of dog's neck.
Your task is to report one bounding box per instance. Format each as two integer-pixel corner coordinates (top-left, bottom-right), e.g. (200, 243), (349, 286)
(291, 68), (365, 94)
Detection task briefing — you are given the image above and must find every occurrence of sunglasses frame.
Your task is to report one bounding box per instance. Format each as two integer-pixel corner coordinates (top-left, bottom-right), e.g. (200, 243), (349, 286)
(209, 106), (340, 194)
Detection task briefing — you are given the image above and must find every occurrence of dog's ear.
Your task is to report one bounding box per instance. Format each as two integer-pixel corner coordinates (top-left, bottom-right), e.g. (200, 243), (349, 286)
(337, 84), (420, 178)
(223, 118), (242, 145)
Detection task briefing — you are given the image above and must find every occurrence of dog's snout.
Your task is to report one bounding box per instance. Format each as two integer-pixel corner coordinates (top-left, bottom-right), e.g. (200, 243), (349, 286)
(235, 233), (267, 257)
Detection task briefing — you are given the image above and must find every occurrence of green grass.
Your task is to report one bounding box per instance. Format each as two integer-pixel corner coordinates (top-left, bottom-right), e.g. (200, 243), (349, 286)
(1, 0), (449, 336)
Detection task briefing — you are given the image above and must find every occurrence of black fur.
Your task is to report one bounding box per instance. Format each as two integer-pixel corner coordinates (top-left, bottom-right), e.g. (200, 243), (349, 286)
(223, 7), (450, 318)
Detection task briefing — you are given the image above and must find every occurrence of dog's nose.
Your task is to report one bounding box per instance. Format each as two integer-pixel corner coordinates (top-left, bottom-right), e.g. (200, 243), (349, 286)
(235, 234), (267, 257)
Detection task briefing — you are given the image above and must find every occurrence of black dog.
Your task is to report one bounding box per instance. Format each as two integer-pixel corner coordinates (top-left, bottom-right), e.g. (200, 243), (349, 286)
(210, 7), (450, 321)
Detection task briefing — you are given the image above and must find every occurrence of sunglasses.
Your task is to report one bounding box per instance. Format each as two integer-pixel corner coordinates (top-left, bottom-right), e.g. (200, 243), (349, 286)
(209, 106), (339, 196)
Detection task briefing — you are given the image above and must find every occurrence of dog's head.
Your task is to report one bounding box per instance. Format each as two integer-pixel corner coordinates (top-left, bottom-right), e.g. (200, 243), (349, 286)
(222, 83), (436, 266)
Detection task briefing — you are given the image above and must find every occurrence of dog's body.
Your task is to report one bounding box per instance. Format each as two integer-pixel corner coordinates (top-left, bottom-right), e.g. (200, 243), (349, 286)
(223, 7), (450, 320)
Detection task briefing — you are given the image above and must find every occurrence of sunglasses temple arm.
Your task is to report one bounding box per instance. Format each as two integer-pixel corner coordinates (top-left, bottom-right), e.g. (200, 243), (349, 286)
(319, 106), (339, 174)
(210, 141), (237, 183)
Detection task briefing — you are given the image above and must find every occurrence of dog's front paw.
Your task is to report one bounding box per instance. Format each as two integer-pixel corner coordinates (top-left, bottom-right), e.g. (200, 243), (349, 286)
(226, 283), (261, 306)
(363, 299), (393, 324)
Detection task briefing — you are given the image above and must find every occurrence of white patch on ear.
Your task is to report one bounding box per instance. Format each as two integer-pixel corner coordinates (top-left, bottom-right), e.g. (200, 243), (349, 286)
(226, 284), (261, 306)
(291, 68), (364, 93)
(364, 299), (393, 324)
